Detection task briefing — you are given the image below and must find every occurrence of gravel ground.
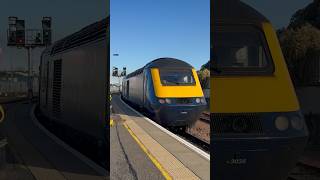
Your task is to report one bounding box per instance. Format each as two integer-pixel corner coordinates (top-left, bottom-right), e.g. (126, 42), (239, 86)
(186, 112), (210, 144)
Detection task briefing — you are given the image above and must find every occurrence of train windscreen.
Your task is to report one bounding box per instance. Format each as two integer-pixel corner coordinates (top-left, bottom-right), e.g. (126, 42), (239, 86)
(213, 25), (274, 75)
(159, 69), (196, 86)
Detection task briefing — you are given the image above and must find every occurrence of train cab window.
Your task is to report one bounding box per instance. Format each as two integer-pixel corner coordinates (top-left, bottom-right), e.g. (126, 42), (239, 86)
(159, 69), (195, 86)
(213, 25), (274, 75)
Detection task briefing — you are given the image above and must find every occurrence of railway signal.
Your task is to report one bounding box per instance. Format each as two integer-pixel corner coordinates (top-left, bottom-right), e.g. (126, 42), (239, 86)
(112, 66), (126, 92)
(15, 20), (25, 46)
(121, 67), (126, 76)
(112, 67), (118, 76)
(42, 17), (52, 45)
(7, 16), (52, 100)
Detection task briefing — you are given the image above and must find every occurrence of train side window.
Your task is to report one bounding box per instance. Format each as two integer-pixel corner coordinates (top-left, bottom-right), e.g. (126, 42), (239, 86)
(213, 25), (274, 75)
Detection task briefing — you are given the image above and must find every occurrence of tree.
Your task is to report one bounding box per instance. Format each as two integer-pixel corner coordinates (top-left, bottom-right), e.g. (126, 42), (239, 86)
(198, 68), (210, 89)
(279, 23), (320, 84)
(289, 0), (320, 29)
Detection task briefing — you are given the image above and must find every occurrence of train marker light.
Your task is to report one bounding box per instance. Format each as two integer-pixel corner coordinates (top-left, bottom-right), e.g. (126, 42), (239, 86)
(200, 97), (206, 104)
(291, 116), (304, 130)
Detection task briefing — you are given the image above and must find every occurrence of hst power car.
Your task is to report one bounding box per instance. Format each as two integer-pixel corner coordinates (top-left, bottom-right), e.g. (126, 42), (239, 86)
(211, 1), (308, 180)
(122, 58), (206, 129)
(39, 18), (108, 167)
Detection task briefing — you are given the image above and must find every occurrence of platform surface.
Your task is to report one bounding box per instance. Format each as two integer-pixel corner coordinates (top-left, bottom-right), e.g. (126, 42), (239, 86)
(111, 94), (210, 180)
(1, 102), (107, 180)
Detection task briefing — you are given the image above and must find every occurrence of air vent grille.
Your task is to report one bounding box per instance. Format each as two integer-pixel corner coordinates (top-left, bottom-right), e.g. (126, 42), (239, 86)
(52, 59), (62, 118)
(212, 113), (264, 135)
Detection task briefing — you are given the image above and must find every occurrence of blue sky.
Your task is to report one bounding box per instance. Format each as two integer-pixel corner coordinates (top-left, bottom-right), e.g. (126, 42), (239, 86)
(110, 0), (210, 83)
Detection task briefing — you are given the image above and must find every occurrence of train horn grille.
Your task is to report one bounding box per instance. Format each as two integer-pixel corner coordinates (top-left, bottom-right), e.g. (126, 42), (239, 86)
(175, 98), (194, 104)
(212, 113), (264, 135)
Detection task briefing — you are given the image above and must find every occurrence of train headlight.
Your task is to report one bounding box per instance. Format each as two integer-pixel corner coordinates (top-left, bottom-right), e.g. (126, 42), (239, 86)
(275, 116), (289, 131)
(196, 98), (201, 103)
(165, 98), (172, 104)
(291, 116), (304, 130)
(158, 99), (165, 104)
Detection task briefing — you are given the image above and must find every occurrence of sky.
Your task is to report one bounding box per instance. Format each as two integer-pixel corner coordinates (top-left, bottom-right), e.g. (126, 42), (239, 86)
(110, 0), (210, 84)
(110, 0), (313, 84)
(0, 0), (108, 71)
(242, 0), (312, 29)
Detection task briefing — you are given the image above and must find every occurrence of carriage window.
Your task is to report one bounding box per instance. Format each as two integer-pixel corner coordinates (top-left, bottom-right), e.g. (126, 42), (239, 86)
(159, 69), (195, 86)
(213, 25), (274, 75)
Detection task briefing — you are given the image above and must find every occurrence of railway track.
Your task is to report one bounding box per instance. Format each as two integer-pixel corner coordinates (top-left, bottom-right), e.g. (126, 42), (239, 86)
(183, 131), (210, 152)
(199, 111), (210, 123)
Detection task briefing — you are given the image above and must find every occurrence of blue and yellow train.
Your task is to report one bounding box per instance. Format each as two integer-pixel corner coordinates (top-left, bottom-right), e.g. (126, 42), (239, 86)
(122, 58), (206, 128)
(211, 0), (309, 180)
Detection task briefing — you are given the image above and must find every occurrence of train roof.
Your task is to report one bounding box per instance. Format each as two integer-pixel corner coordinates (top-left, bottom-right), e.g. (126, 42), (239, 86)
(214, 0), (269, 25)
(125, 58), (193, 79)
(43, 17), (109, 56)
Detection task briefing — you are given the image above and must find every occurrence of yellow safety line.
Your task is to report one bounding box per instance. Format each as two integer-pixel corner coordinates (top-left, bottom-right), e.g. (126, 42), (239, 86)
(110, 119), (114, 127)
(123, 123), (172, 180)
(0, 105), (4, 123)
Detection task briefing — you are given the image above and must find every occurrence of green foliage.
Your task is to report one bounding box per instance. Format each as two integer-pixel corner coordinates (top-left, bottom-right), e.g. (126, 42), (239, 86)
(289, 0), (320, 29)
(197, 68), (210, 89)
(278, 0), (320, 84)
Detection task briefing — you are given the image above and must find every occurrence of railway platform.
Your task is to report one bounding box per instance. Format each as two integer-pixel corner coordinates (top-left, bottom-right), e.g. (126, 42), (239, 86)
(0, 101), (107, 180)
(111, 94), (210, 180)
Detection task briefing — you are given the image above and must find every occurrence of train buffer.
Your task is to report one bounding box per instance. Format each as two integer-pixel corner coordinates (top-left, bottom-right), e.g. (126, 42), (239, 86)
(111, 94), (210, 180)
